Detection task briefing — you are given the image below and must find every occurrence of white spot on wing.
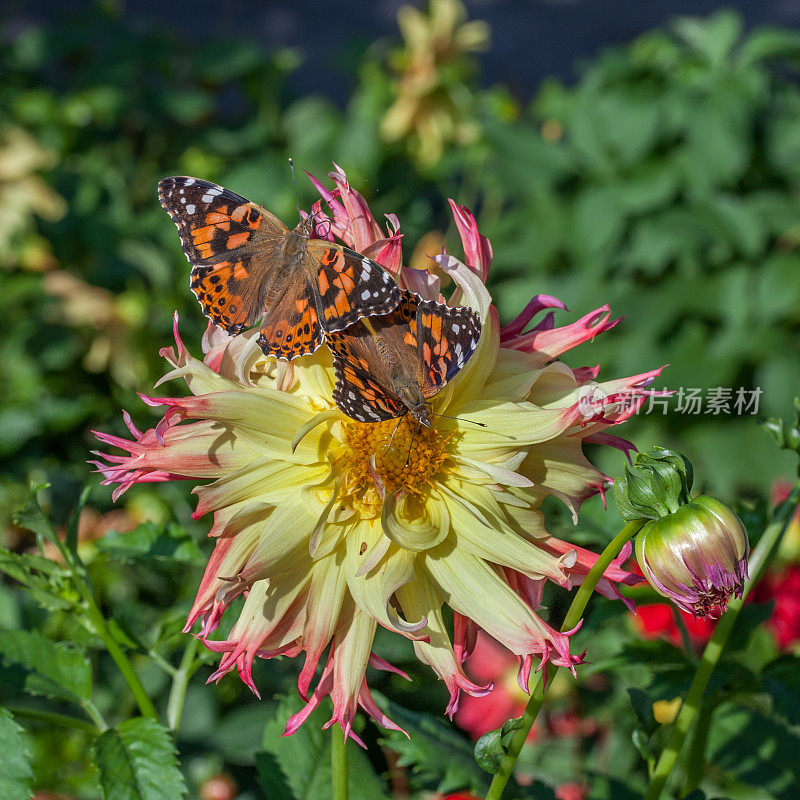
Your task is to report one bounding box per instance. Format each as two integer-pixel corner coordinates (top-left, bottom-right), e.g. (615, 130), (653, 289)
(186, 204), (195, 214)
(185, 178), (196, 186)
(361, 289), (371, 300)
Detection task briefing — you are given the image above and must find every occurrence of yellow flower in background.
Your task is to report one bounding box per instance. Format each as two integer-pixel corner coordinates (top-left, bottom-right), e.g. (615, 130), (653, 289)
(0, 125), (65, 271)
(43, 270), (148, 388)
(94, 165), (660, 744)
(381, 0), (490, 166)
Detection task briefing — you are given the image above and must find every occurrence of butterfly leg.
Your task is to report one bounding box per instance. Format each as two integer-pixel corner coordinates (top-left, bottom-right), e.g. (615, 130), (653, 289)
(383, 416), (405, 456)
(404, 420), (422, 468)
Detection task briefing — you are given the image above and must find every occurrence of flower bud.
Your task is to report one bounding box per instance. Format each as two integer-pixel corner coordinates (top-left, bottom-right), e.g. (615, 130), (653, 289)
(617, 448), (749, 617)
(635, 495), (749, 617)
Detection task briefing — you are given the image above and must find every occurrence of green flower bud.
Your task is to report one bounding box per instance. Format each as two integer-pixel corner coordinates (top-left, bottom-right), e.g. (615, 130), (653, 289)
(617, 448), (749, 617)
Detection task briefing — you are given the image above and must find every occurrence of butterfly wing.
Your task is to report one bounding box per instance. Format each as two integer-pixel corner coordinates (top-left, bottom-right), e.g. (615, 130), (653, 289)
(305, 241), (401, 333)
(412, 300), (482, 400)
(330, 356), (406, 422)
(256, 280), (323, 360)
(327, 301), (415, 422)
(158, 176), (288, 334)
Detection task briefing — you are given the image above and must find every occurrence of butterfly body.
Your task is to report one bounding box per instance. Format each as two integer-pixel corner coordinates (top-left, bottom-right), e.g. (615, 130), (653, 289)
(158, 176), (401, 360)
(327, 291), (481, 425)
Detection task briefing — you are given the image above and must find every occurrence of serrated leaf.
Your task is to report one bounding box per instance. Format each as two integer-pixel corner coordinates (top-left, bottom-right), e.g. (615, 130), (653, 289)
(255, 750), (297, 800)
(94, 523), (203, 564)
(92, 717), (186, 800)
(257, 694), (389, 800)
(0, 708), (33, 800)
(12, 486), (58, 547)
(0, 548), (76, 612)
(0, 630), (91, 703)
(379, 699), (489, 795)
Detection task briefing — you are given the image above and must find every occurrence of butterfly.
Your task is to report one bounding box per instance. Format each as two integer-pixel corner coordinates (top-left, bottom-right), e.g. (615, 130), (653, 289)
(158, 177), (402, 360)
(326, 289), (481, 426)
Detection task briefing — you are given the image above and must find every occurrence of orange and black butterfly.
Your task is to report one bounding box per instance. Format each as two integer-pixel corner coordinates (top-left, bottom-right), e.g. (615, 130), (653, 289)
(158, 177), (401, 360)
(326, 290), (481, 425)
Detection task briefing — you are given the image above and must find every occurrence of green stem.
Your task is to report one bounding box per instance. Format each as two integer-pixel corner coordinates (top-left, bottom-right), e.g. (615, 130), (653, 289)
(79, 584), (159, 721)
(7, 705), (103, 734)
(644, 482), (800, 800)
(149, 649), (178, 677)
(680, 698), (714, 795)
(331, 722), (348, 800)
(485, 520), (644, 800)
(166, 637), (200, 731)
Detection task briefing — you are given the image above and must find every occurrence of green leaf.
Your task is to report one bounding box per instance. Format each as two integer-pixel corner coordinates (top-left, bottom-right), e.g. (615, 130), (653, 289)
(707, 701), (800, 798)
(255, 750), (297, 800)
(92, 718), (186, 800)
(762, 655), (800, 728)
(0, 708), (33, 800)
(570, 185), (627, 262)
(673, 10), (742, 66)
(94, 522), (203, 564)
(0, 547), (76, 612)
(0, 630), (91, 703)
(581, 772), (643, 800)
(12, 485), (58, 548)
(379, 699), (488, 795)
(739, 28), (800, 66)
(631, 728), (654, 763)
(474, 728), (504, 774)
(725, 602), (773, 653)
(256, 694), (389, 800)
(627, 688), (657, 734)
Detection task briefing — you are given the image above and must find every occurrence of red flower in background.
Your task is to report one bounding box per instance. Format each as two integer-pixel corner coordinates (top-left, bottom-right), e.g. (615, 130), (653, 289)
(633, 603), (715, 646)
(752, 565), (800, 648)
(437, 794), (482, 800)
(454, 632), (536, 741)
(555, 783), (588, 800)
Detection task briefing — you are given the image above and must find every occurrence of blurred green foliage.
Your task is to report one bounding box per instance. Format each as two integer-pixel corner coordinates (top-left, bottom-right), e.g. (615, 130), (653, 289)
(2, 7), (799, 514)
(2, 4), (800, 800)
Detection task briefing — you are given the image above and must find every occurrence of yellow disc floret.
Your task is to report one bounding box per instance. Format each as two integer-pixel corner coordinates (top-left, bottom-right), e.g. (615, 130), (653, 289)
(338, 416), (452, 516)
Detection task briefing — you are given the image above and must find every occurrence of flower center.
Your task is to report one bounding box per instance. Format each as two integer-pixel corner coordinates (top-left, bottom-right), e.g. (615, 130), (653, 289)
(338, 416), (452, 516)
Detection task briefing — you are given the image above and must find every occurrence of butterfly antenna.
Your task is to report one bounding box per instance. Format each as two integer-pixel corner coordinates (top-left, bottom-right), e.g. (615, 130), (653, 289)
(429, 412), (487, 427)
(288, 158), (302, 220)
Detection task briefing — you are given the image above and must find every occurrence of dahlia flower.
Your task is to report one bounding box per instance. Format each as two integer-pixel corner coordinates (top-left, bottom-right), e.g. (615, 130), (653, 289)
(93, 164), (660, 744)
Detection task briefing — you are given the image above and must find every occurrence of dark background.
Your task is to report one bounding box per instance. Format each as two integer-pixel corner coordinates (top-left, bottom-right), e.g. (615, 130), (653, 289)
(10, 0), (800, 100)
